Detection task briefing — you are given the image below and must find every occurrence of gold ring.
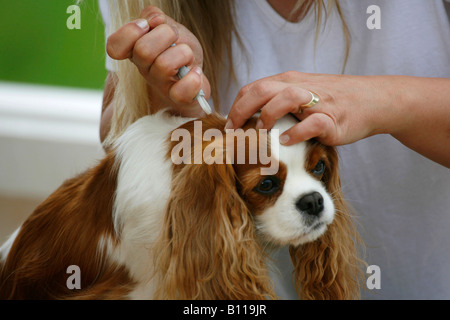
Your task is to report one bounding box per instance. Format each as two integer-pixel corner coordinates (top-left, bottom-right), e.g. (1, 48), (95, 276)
(301, 91), (320, 108)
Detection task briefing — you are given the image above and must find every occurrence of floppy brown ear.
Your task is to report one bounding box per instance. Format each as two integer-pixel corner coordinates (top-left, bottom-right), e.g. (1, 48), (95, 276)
(290, 148), (364, 300)
(152, 160), (275, 299)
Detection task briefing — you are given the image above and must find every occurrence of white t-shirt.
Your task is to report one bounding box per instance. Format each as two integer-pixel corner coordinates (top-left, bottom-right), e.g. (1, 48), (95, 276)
(100, 0), (450, 299)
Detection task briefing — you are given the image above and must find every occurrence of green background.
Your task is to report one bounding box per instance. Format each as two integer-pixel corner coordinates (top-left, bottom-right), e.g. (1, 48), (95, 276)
(0, 0), (107, 90)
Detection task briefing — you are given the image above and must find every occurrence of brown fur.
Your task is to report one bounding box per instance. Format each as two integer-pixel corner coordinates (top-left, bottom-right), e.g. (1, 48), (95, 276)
(291, 144), (364, 299)
(0, 153), (134, 299)
(157, 115), (274, 299)
(0, 114), (363, 300)
(155, 115), (364, 299)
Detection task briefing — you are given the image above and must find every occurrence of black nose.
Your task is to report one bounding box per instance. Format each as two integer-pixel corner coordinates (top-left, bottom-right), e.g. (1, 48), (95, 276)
(296, 192), (324, 217)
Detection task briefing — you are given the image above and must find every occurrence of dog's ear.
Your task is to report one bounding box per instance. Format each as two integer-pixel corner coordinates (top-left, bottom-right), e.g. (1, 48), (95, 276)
(290, 147), (364, 300)
(153, 157), (275, 299)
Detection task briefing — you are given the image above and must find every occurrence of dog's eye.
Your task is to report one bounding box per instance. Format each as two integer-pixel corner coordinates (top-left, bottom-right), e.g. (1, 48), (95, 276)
(312, 160), (326, 177)
(254, 176), (280, 195)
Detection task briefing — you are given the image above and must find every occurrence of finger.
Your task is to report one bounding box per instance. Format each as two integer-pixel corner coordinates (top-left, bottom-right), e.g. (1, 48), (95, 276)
(139, 6), (167, 28)
(257, 86), (318, 130)
(231, 71), (308, 103)
(149, 43), (195, 85)
(106, 19), (150, 60)
(169, 67), (203, 104)
(226, 81), (287, 130)
(279, 113), (337, 146)
(132, 24), (179, 73)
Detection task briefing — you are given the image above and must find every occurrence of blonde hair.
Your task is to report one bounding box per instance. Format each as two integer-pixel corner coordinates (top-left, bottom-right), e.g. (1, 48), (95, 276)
(104, 0), (349, 146)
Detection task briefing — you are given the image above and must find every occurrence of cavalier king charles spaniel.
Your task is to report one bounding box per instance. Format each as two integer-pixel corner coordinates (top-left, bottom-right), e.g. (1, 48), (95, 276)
(0, 111), (363, 300)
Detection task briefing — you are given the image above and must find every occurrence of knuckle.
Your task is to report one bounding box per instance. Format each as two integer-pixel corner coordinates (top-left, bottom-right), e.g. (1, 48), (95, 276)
(154, 54), (172, 72)
(170, 87), (190, 104)
(133, 39), (152, 62)
(261, 105), (276, 121)
(321, 91), (336, 106)
(169, 91), (183, 104)
(237, 84), (251, 98)
(171, 78), (201, 104)
(177, 43), (194, 61)
(106, 33), (130, 60)
(311, 113), (328, 130)
(234, 86), (249, 104)
(281, 70), (300, 81)
(252, 82), (270, 98)
(232, 105), (245, 120)
(158, 23), (177, 40)
(105, 38), (118, 58)
(283, 86), (301, 102)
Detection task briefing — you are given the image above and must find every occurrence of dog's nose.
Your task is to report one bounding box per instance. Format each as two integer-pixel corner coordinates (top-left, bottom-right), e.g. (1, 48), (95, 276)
(296, 192), (324, 217)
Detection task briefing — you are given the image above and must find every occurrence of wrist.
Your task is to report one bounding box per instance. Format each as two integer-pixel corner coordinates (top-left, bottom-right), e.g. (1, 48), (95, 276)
(368, 76), (413, 137)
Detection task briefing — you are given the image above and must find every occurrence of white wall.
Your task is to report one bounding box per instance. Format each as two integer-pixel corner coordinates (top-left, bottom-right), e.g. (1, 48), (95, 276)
(0, 81), (105, 200)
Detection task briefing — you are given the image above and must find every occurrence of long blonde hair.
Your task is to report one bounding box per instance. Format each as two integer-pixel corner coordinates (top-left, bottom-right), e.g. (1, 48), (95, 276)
(105, 0), (349, 146)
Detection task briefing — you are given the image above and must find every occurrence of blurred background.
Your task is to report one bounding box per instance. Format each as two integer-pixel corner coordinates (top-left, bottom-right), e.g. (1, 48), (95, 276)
(0, 0), (108, 241)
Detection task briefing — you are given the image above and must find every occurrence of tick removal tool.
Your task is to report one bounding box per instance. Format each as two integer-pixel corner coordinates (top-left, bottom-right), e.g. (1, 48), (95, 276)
(171, 44), (212, 115)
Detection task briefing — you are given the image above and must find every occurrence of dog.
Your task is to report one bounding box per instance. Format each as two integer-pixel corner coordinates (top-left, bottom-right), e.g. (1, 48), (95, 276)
(0, 111), (363, 299)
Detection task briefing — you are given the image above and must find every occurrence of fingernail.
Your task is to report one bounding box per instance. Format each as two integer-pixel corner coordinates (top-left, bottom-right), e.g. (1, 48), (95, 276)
(147, 14), (162, 26)
(170, 24), (179, 39)
(225, 119), (234, 130)
(135, 19), (149, 30)
(193, 66), (203, 76)
(279, 134), (290, 145)
(256, 119), (264, 130)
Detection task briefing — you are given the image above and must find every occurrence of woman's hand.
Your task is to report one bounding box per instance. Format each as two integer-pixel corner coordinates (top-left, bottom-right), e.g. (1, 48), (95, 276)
(226, 71), (450, 168)
(106, 6), (211, 117)
(226, 71), (397, 146)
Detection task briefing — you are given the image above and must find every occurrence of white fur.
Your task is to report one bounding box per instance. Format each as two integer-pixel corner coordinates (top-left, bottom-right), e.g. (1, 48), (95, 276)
(0, 112), (335, 298)
(107, 114), (335, 297)
(257, 117), (335, 247)
(107, 111), (193, 298)
(0, 227), (20, 263)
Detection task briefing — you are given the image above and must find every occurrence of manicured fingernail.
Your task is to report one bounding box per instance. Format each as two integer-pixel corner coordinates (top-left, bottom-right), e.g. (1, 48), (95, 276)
(136, 19), (149, 30)
(256, 119), (264, 130)
(279, 134), (290, 145)
(225, 119), (234, 130)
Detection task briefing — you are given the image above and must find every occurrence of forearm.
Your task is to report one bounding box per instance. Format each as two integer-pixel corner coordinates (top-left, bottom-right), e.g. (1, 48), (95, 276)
(382, 76), (450, 168)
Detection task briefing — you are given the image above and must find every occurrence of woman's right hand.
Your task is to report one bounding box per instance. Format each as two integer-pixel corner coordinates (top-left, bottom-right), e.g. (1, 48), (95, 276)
(106, 6), (211, 117)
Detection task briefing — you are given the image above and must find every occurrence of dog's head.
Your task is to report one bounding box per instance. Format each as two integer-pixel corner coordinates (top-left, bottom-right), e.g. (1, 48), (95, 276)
(154, 113), (362, 299)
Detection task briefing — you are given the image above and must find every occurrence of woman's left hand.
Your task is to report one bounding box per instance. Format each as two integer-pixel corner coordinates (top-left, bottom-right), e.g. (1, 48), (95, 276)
(226, 71), (396, 146)
(226, 71), (450, 168)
